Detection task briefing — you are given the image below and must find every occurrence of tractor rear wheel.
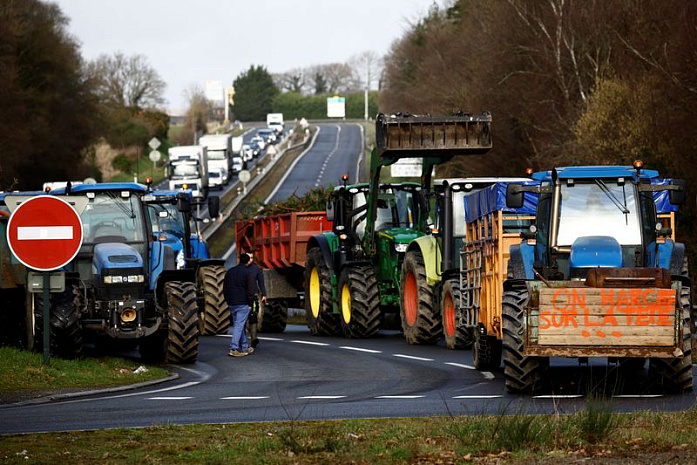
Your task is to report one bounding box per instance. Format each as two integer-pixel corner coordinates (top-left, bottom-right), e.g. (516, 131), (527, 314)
(649, 279), (693, 392)
(339, 266), (381, 338)
(400, 250), (441, 344)
(502, 286), (548, 393)
(163, 281), (199, 363)
(304, 247), (340, 336)
(442, 278), (473, 349)
(33, 283), (84, 359)
(196, 265), (228, 335)
(258, 299), (288, 333)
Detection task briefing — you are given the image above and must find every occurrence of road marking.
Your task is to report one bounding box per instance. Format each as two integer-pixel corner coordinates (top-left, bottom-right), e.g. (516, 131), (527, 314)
(259, 336), (284, 341)
(481, 372), (495, 380)
(340, 346), (382, 354)
(393, 354), (434, 362)
(297, 395), (346, 400)
(18, 226), (73, 240)
(452, 395), (503, 399)
(532, 395), (584, 399)
(445, 362), (475, 370)
(291, 340), (330, 346)
(375, 395), (425, 399)
(220, 396), (270, 400)
(148, 396), (193, 400)
(612, 394), (663, 398)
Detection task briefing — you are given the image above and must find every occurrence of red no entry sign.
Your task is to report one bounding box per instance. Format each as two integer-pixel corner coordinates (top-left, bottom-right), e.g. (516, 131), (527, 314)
(6, 196), (84, 271)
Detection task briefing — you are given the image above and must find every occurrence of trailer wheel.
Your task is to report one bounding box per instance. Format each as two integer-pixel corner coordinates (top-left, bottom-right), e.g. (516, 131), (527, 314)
(258, 299), (288, 333)
(33, 283), (84, 359)
(197, 265), (228, 335)
(163, 281), (199, 363)
(400, 250), (441, 344)
(442, 278), (474, 349)
(649, 280), (693, 392)
(502, 286), (548, 393)
(304, 247), (340, 336)
(473, 327), (501, 371)
(339, 266), (381, 338)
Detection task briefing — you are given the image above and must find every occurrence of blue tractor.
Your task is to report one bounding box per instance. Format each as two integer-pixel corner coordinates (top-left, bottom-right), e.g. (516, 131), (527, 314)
(504, 162), (690, 393)
(143, 187), (228, 335)
(1, 182), (201, 363)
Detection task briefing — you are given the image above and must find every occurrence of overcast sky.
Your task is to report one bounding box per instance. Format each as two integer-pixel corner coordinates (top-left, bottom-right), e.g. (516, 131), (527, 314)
(54, 0), (440, 112)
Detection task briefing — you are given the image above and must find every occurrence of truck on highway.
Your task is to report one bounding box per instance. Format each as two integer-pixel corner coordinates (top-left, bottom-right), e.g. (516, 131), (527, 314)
(198, 134), (232, 181)
(168, 145), (209, 200)
(231, 136), (245, 173)
(266, 113), (284, 135)
(501, 163), (691, 393)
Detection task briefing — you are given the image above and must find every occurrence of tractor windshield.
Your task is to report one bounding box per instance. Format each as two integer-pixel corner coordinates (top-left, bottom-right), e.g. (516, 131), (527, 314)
(374, 188), (416, 231)
(147, 203), (186, 240)
(81, 191), (146, 243)
(557, 179), (641, 246)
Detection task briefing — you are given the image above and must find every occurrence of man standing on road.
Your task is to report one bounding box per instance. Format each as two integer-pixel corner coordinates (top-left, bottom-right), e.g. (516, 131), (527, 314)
(223, 253), (256, 357)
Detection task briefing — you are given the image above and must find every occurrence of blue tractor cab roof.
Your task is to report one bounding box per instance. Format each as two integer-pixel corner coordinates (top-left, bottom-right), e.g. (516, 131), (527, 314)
(143, 189), (193, 201)
(50, 182), (149, 195)
(532, 165), (660, 181)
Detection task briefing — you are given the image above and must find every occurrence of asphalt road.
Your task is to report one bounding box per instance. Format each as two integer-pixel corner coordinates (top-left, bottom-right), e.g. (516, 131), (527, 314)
(1, 324), (695, 434)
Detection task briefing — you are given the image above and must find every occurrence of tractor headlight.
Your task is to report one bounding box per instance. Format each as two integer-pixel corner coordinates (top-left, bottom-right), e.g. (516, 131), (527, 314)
(394, 244), (408, 253)
(176, 249), (186, 269)
(104, 275), (145, 284)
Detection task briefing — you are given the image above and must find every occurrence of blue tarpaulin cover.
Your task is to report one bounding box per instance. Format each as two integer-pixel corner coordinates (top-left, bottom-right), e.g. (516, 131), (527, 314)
(464, 182), (539, 223)
(651, 178), (678, 213)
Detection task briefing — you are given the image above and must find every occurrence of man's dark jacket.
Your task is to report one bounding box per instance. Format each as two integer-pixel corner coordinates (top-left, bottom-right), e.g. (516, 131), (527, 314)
(248, 263), (267, 296)
(223, 264), (256, 306)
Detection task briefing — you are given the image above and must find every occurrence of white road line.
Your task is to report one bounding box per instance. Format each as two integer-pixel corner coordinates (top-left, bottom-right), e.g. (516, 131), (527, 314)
(532, 395), (584, 399)
(220, 396), (270, 400)
(393, 354), (434, 362)
(339, 346), (382, 354)
(148, 396), (193, 400)
(258, 336), (284, 341)
(445, 362), (475, 370)
(375, 395), (425, 399)
(291, 340), (330, 346)
(481, 372), (495, 380)
(297, 396), (346, 400)
(452, 395), (503, 399)
(612, 394), (663, 398)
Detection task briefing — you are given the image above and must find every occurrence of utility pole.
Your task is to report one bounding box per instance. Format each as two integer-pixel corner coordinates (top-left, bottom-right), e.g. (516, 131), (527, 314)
(364, 60), (370, 121)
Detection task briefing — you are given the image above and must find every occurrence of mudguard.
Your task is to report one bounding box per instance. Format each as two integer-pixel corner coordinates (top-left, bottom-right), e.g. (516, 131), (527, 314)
(308, 233), (337, 271)
(646, 240), (675, 271)
(148, 241), (172, 291)
(407, 235), (441, 286)
(668, 241), (688, 283)
(190, 233), (210, 259)
(508, 242), (535, 280)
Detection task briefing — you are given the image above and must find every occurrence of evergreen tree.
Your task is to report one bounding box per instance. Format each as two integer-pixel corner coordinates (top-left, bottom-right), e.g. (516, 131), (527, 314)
(232, 65), (279, 121)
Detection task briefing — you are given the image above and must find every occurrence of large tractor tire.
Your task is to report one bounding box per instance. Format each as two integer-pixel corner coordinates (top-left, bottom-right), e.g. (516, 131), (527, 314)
(400, 250), (441, 345)
(304, 247), (340, 336)
(338, 265), (381, 338)
(258, 299), (288, 333)
(163, 281), (199, 363)
(501, 286), (548, 393)
(649, 279), (693, 392)
(473, 326), (502, 371)
(196, 265), (228, 335)
(33, 283), (84, 359)
(441, 278), (474, 349)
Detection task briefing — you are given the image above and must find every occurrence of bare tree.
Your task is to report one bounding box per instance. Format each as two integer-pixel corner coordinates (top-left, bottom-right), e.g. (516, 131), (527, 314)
(176, 84), (210, 145)
(87, 52), (166, 109)
(273, 68), (306, 93)
(349, 51), (384, 91)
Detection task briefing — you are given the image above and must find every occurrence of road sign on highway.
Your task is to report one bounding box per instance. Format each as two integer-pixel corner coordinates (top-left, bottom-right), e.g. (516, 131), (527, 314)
(6, 196), (84, 271)
(238, 170), (251, 183)
(149, 150), (161, 162)
(148, 137), (161, 150)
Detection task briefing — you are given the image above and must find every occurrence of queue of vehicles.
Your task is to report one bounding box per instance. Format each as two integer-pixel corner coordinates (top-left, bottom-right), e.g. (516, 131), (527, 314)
(1, 112), (691, 395)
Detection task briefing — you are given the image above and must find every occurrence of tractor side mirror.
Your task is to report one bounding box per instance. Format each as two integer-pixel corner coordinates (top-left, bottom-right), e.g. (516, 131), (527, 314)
(325, 199), (335, 222)
(176, 193), (191, 213)
(506, 184), (524, 209)
(207, 196), (220, 218)
(669, 179), (686, 205)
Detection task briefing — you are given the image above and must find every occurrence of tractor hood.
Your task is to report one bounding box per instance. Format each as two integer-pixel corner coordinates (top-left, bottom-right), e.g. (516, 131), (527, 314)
(378, 227), (425, 244)
(92, 243), (144, 275)
(569, 236), (623, 270)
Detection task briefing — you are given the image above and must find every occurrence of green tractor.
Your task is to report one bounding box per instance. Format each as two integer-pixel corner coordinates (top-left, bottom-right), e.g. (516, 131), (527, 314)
(304, 113), (492, 338)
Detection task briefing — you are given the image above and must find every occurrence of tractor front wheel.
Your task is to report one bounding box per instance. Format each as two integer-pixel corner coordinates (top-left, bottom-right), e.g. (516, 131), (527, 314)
(197, 265), (228, 335)
(304, 247), (340, 336)
(33, 283), (84, 359)
(441, 278), (473, 349)
(338, 266), (381, 338)
(163, 281), (199, 363)
(400, 250), (441, 345)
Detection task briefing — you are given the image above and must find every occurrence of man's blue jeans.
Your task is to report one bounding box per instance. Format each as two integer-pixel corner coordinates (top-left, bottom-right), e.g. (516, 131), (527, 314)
(229, 304), (251, 351)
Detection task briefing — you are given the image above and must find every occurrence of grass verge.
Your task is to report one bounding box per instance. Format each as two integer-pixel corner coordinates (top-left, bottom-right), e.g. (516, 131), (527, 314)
(0, 410), (696, 463)
(0, 347), (169, 401)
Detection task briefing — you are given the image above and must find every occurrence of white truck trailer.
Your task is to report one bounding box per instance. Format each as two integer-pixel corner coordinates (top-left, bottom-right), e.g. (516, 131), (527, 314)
(231, 136), (245, 173)
(266, 113), (284, 135)
(168, 145), (209, 199)
(198, 134), (232, 181)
